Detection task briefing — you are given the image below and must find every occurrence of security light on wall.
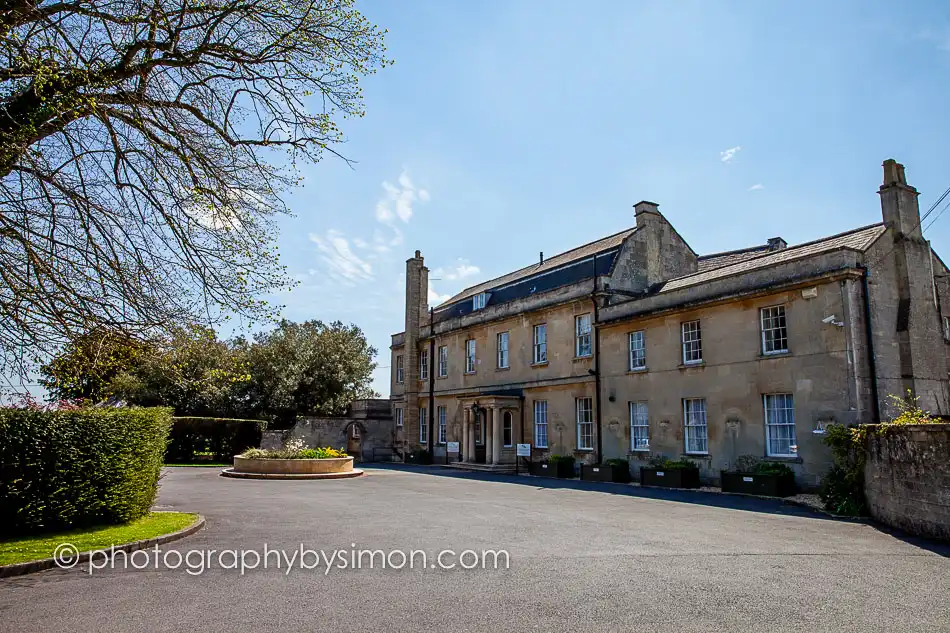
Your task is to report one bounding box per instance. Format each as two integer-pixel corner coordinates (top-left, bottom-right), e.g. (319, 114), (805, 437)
(821, 315), (844, 327)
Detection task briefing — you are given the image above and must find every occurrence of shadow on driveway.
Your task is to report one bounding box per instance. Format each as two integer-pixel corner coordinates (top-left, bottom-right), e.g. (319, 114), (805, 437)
(365, 463), (950, 557)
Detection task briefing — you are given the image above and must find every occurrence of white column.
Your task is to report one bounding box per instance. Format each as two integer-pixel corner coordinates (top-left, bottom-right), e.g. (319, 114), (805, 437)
(485, 407), (494, 465)
(492, 406), (503, 465)
(462, 408), (471, 462)
(467, 409), (476, 463)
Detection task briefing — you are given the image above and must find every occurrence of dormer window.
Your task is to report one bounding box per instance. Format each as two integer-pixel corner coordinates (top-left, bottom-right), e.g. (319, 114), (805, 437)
(473, 292), (489, 311)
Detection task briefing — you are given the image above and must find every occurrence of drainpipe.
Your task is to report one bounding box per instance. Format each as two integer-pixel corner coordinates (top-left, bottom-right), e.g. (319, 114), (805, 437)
(591, 254), (603, 464)
(859, 265), (881, 423)
(429, 308), (436, 452)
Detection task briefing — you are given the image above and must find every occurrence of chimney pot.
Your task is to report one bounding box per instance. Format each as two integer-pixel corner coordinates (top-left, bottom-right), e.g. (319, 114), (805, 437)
(414, 250), (421, 258)
(540, 251), (544, 265)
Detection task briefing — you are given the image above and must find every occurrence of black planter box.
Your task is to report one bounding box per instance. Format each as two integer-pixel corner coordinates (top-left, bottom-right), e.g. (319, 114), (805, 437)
(639, 467), (700, 489)
(581, 464), (630, 483)
(720, 471), (796, 497)
(530, 460), (574, 478)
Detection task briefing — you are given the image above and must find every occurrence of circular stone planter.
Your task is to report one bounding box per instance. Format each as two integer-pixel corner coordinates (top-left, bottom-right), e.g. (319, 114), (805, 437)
(221, 455), (364, 480)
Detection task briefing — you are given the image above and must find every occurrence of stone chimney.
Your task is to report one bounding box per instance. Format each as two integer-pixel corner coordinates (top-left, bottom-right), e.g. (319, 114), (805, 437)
(767, 237), (787, 251)
(631, 201), (697, 288)
(879, 159), (922, 239)
(403, 250), (428, 447)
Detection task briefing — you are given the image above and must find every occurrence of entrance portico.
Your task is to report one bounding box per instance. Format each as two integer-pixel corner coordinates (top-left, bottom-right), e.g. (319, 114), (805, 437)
(457, 395), (521, 465)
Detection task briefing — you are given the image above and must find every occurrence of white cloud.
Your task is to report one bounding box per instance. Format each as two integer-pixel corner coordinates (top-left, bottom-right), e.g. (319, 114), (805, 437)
(720, 146), (742, 163)
(428, 287), (450, 306)
(376, 169), (429, 226)
(308, 230), (373, 283)
(432, 258), (481, 281)
(748, 183), (764, 191)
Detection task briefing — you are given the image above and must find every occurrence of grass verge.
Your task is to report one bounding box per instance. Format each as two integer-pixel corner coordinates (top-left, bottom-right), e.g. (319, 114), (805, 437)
(164, 463), (230, 467)
(0, 512), (199, 566)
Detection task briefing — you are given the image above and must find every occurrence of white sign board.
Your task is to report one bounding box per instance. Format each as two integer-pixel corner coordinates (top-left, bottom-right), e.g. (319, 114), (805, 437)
(446, 442), (460, 454)
(516, 443), (531, 457)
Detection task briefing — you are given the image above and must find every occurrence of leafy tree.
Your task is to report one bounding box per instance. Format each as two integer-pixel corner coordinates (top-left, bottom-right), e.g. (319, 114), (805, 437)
(241, 319), (377, 424)
(109, 324), (249, 416)
(38, 329), (147, 401)
(0, 0), (391, 375)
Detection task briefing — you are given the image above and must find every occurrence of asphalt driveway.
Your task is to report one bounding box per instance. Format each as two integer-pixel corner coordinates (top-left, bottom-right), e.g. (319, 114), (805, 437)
(1, 465), (948, 633)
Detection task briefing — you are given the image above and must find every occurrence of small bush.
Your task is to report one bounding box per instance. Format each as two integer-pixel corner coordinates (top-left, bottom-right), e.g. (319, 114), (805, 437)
(240, 445), (348, 460)
(819, 424), (868, 516)
(406, 448), (432, 465)
(604, 458), (630, 470)
(0, 407), (172, 537)
(165, 417), (267, 463)
(648, 455), (697, 470)
(754, 461), (794, 477)
(547, 454), (576, 466)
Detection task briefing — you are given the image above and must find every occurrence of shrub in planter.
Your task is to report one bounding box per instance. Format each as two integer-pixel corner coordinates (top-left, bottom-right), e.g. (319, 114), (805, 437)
(531, 454), (575, 478)
(0, 407), (172, 537)
(640, 457), (700, 488)
(406, 448), (432, 465)
(720, 457), (796, 497)
(581, 458), (631, 483)
(165, 417), (267, 463)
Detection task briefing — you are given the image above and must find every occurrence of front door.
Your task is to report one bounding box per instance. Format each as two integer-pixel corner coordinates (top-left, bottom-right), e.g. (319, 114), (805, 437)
(475, 413), (486, 463)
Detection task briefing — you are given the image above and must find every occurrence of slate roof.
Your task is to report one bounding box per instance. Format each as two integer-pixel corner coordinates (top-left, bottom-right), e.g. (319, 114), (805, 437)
(660, 223), (886, 293)
(438, 226), (639, 308)
(697, 244), (775, 271)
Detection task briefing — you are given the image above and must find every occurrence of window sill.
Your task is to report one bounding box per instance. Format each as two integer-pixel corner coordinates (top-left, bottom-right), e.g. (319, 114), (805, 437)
(683, 452), (710, 458)
(764, 455), (803, 463)
(759, 350), (790, 359)
(530, 361), (549, 368)
(572, 355), (593, 362)
(630, 448), (650, 452)
(574, 448), (594, 453)
(463, 371), (476, 376)
(627, 367), (648, 375)
(678, 362), (705, 370)
(496, 366), (510, 372)
(436, 375), (447, 380)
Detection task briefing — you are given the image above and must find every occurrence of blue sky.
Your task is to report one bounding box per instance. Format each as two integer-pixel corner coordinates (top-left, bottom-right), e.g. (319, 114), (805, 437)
(275, 0), (950, 397)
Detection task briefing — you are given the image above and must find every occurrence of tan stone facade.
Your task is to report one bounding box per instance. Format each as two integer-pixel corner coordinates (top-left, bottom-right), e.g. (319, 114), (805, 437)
(390, 159), (950, 488)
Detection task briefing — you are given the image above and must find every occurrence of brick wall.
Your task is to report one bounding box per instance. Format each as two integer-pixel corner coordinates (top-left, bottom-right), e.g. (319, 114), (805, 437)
(864, 424), (950, 540)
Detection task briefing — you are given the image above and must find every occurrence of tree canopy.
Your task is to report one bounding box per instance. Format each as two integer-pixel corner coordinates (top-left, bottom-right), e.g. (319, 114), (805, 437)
(40, 319), (379, 421)
(0, 0), (390, 376)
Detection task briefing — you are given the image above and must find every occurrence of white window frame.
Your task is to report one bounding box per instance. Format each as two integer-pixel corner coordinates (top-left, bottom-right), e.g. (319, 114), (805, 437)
(764, 393), (797, 457)
(761, 305), (789, 355)
(533, 324), (547, 364)
(465, 339), (476, 373)
(419, 348), (428, 380)
(472, 293), (489, 311)
(503, 411), (513, 447)
(395, 408), (404, 428)
(575, 314), (592, 357)
(395, 355), (404, 383)
(497, 331), (509, 369)
(576, 397), (593, 451)
(438, 345), (448, 377)
(681, 320), (702, 365)
(437, 406), (447, 445)
(629, 401), (649, 451)
(351, 425), (360, 439)
(628, 330), (646, 370)
(683, 398), (708, 454)
(475, 415), (483, 445)
(419, 407), (427, 444)
(944, 316), (950, 341)
(533, 400), (548, 448)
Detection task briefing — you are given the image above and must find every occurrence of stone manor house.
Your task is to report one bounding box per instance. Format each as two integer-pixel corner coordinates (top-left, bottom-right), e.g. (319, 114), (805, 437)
(389, 160), (950, 486)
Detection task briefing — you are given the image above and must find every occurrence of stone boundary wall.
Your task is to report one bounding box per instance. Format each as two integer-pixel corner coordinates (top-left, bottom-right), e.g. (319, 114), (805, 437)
(864, 424), (950, 540)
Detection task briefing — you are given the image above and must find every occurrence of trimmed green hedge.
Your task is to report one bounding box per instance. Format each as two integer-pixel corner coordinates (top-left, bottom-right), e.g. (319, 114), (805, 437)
(166, 417), (267, 463)
(0, 407), (172, 537)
